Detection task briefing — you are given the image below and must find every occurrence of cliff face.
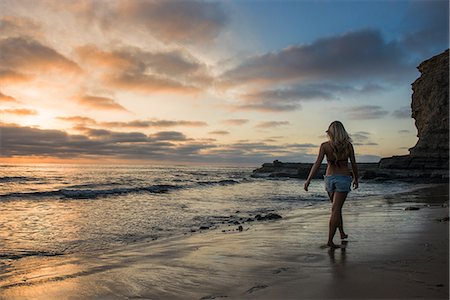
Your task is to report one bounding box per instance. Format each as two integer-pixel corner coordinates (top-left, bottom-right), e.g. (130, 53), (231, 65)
(409, 49), (449, 158)
(380, 49), (449, 171)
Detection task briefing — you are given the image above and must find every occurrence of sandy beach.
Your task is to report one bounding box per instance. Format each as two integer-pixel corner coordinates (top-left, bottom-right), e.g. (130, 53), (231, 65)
(0, 184), (448, 300)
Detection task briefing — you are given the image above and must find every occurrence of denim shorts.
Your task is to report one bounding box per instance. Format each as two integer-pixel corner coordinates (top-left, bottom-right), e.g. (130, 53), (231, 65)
(324, 175), (352, 193)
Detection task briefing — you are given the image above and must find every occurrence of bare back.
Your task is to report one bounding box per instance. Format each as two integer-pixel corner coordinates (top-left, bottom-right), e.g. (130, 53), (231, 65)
(322, 141), (352, 176)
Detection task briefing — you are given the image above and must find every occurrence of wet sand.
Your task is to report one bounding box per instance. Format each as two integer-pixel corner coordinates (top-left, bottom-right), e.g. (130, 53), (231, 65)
(0, 184), (448, 299)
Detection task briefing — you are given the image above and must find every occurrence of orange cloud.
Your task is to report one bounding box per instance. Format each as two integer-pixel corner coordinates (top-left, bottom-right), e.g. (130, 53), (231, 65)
(0, 91), (19, 103)
(58, 115), (208, 128)
(75, 45), (134, 70)
(0, 37), (82, 74)
(255, 121), (290, 128)
(221, 119), (249, 125)
(76, 95), (128, 111)
(0, 108), (37, 115)
(76, 44), (210, 94)
(0, 69), (32, 84)
(101, 119), (208, 128)
(105, 72), (200, 94)
(57, 116), (97, 125)
(208, 130), (230, 135)
(0, 16), (43, 39)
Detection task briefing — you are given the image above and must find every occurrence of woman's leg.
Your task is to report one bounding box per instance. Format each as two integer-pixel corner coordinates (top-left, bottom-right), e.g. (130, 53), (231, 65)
(328, 191), (348, 247)
(327, 192), (334, 203)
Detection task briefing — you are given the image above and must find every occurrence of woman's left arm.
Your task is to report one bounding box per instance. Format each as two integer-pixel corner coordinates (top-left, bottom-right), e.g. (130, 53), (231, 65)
(349, 143), (359, 189)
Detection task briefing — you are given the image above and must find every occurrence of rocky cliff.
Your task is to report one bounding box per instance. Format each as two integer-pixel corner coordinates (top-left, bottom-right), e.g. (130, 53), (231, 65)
(379, 49), (449, 172)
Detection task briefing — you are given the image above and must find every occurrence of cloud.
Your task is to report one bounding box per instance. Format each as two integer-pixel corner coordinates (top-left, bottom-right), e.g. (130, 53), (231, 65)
(0, 68), (32, 84)
(0, 16), (43, 39)
(106, 72), (200, 94)
(285, 143), (317, 148)
(392, 106), (411, 119)
(347, 105), (389, 120)
(0, 108), (37, 115)
(103, 119), (208, 128)
(1, 122), (380, 164)
(57, 116), (97, 125)
(350, 131), (378, 146)
(117, 0), (228, 43)
(0, 91), (19, 103)
(220, 119), (249, 126)
(0, 37), (81, 74)
(149, 131), (189, 141)
(76, 95), (128, 111)
(255, 121), (290, 128)
(398, 129), (411, 134)
(208, 130), (230, 135)
(57, 115), (208, 129)
(232, 82), (387, 112)
(219, 29), (411, 88)
(76, 45), (211, 94)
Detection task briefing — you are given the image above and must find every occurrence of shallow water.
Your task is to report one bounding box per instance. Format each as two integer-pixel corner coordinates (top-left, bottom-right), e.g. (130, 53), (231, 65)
(0, 164), (418, 258)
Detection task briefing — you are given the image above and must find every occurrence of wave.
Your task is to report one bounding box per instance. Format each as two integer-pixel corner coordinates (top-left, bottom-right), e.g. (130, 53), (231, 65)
(0, 250), (63, 260)
(196, 179), (240, 186)
(0, 184), (183, 200)
(0, 178), (245, 200)
(0, 176), (42, 183)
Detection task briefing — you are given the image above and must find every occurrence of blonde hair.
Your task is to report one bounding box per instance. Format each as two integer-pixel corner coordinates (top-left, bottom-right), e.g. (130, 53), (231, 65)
(327, 121), (352, 163)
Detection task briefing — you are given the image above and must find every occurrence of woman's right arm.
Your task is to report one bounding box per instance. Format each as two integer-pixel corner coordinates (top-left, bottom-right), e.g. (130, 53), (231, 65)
(304, 143), (325, 191)
(349, 143), (359, 189)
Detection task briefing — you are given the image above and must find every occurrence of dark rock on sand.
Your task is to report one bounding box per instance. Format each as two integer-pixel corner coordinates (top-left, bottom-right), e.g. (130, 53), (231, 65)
(405, 206), (421, 211)
(238, 225), (243, 231)
(254, 213), (282, 221)
(437, 216), (449, 222)
(199, 226), (210, 230)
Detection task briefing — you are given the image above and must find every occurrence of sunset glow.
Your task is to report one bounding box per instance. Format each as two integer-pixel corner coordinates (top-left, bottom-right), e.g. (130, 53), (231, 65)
(0, 0), (448, 165)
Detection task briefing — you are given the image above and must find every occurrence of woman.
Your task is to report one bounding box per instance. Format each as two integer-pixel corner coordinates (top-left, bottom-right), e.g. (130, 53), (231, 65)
(304, 121), (359, 248)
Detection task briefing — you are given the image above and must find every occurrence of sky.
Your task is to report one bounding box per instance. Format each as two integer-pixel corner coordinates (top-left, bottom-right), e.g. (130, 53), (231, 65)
(0, 0), (448, 166)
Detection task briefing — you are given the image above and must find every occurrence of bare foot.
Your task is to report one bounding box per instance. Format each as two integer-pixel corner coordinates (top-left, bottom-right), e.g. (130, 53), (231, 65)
(340, 234), (348, 239)
(327, 242), (340, 249)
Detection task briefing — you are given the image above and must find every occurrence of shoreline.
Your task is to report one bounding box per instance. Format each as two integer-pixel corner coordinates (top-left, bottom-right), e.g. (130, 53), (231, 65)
(0, 184), (448, 299)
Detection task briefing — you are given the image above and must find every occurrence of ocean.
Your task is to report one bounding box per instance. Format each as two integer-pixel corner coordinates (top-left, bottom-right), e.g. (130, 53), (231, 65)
(0, 164), (418, 259)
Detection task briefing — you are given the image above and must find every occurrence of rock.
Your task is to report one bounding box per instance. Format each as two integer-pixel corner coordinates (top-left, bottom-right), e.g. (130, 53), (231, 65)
(264, 213), (282, 220)
(254, 213), (282, 221)
(233, 220), (240, 225)
(405, 206), (421, 211)
(380, 49), (449, 174)
(199, 226), (210, 230)
(437, 216), (449, 222)
(246, 217), (254, 222)
(238, 225), (243, 231)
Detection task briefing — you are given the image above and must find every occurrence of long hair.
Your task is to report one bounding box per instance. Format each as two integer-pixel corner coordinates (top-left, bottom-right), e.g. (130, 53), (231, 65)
(327, 121), (352, 163)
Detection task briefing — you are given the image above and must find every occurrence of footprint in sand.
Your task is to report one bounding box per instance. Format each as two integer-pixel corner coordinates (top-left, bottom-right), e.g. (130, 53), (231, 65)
(246, 284), (269, 294)
(199, 295), (228, 300)
(272, 267), (289, 274)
